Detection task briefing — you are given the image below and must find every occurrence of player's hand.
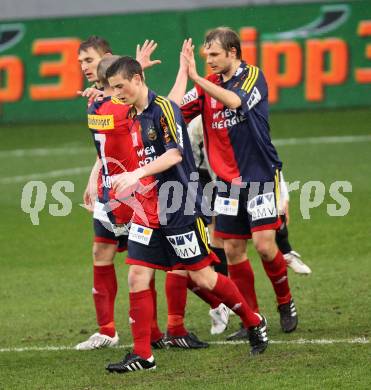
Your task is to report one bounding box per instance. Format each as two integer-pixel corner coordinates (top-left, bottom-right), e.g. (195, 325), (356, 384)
(179, 38), (194, 72)
(77, 87), (104, 101)
(82, 185), (96, 213)
(136, 40), (162, 70)
(112, 169), (144, 196)
(181, 40), (198, 81)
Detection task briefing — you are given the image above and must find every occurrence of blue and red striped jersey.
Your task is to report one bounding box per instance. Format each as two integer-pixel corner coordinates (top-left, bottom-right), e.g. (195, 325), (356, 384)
(181, 62), (282, 183)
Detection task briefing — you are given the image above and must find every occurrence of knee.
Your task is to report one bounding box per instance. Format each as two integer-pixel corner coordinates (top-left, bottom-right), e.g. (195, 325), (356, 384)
(224, 240), (246, 263)
(128, 266), (151, 292)
(93, 242), (115, 264)
(254, 239), (276, 261)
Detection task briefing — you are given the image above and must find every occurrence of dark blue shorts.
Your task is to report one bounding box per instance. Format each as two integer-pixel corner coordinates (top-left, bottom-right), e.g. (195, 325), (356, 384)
(214, 172), (281, 240)
(126, 217), (219, 271)
(93, 218), (129, 252)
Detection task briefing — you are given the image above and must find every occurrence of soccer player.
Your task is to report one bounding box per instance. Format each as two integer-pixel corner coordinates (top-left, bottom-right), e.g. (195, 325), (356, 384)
(176, 28), (299, 335)
(104, 56), (268, 374)
(75, 37), (164, 350)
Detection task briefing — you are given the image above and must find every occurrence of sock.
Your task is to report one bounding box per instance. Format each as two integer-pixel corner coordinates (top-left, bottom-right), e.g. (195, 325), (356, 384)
(211, 273), (260, 328)
(130, 289), (153, 359)
(165, 273), (188, 337)
(211, 246), (228, 276)
(187, 276), (222, 309)
(262, 251), (292, 305)
(275, 214), (292, 254)
(149, 278), (163, 341)
(228, 260), (259, 313)
(93, 264), (117, 338)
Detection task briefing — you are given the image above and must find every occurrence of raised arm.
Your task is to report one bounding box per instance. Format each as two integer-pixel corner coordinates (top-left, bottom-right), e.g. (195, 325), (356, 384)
(184, 44), (242, 109)
(168, 38), (194, 106)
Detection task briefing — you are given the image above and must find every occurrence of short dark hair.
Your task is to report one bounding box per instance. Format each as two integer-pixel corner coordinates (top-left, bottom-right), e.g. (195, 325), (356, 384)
(97, 55), (121, 88)
(106, 56), (144, 81)
(79, 35), (112, 56)
(204, 27), (241, 59)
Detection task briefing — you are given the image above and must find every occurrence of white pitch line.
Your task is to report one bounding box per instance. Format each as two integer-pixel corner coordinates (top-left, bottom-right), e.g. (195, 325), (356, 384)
(1, 135), (370, 159)
(273, 135), (371, 146)
(0, 146), (93, 158)
(0, 337), (368, 353)
(0, 167), (91, 184)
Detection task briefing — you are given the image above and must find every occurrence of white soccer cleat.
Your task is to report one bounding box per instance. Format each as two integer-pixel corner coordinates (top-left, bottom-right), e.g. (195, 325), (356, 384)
(75, 332), (119, 350)
(284, 251), (312, 275)
(209, 303), (230, 335)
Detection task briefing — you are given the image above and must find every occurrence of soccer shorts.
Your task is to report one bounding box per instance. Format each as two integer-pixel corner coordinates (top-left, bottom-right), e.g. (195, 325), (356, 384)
(126, 217), (219, 271)
(93, 201), (130, 252)
(214, 172), (282, 239)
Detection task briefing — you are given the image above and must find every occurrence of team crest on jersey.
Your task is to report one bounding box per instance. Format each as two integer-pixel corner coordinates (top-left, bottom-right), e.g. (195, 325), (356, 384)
(147, 126), (157, 141)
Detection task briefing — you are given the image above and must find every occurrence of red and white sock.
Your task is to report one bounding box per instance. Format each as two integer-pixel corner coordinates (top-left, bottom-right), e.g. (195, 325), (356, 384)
(130, 289), (153, 359)
(187, 276), (222, 309)
(211, 273), (260, 328)
(262, 251), (292, 305)
(149, 278), (164, 342)
(165, 273), (188, 337)
(228, 259), (259, 313)
(93, 264), (117, 338)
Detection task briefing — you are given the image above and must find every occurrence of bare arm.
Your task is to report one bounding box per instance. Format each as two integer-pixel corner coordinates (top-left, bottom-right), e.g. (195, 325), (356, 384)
(168, 39), (194, 106)
(83, 157), (101, 212)
(112, 148), (182, 194)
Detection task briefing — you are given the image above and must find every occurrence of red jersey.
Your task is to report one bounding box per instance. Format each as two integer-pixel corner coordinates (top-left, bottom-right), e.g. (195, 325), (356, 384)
(87, 96), (138, 224)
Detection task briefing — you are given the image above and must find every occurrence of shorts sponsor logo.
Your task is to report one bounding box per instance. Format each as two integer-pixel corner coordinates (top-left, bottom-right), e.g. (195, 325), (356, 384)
(166, 231), (201, 259)
(214, 196), (239, 216)
(129, 223), (153, 245)
(247, 192), (277, 221)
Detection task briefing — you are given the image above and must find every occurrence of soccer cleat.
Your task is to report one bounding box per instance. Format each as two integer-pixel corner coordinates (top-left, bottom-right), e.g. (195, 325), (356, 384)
(278, 298), (298, 333)
(106, 352), (156, 373)
(75, 332), (119, 350)
(284, 251), (312, 275)
(209, 303), (230, 335)
(165, 332), (209, 349)
(226, 323), (249, 341)
(151, 334), (167, 349)
(248, 315), (268, 355)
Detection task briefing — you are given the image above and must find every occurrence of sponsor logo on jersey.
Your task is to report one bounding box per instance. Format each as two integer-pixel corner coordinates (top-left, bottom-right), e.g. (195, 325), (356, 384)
(88, 114), (115, 130)
(247, 86), (262, 110)
(211, 109), (244, 130)
(247, 192), (277, 221)
(166, 231), (201, 259)
(136, 145), (158, 167)
(181, 87), (198, 106)
(129, 223), (153, 245)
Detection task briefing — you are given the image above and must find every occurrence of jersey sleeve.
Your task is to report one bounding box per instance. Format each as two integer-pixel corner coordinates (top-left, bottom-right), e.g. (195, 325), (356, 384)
(230, 66), (268, 116)
(156, 98), (187, 154)
(180, 85), (203, 123)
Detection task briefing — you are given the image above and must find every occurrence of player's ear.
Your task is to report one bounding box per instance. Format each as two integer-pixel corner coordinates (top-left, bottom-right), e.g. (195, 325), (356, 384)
(229, 47), (237, 59)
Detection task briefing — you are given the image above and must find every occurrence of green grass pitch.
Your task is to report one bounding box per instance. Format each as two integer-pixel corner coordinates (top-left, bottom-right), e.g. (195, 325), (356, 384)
(0, 108), (370, 389)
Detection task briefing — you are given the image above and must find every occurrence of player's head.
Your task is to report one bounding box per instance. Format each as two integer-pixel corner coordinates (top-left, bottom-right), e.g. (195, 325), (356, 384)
(78, 36), (112, 83)
(97, 55), (121, 89)
(204, 27), (241, 74)
(106, 56), (144, 105)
